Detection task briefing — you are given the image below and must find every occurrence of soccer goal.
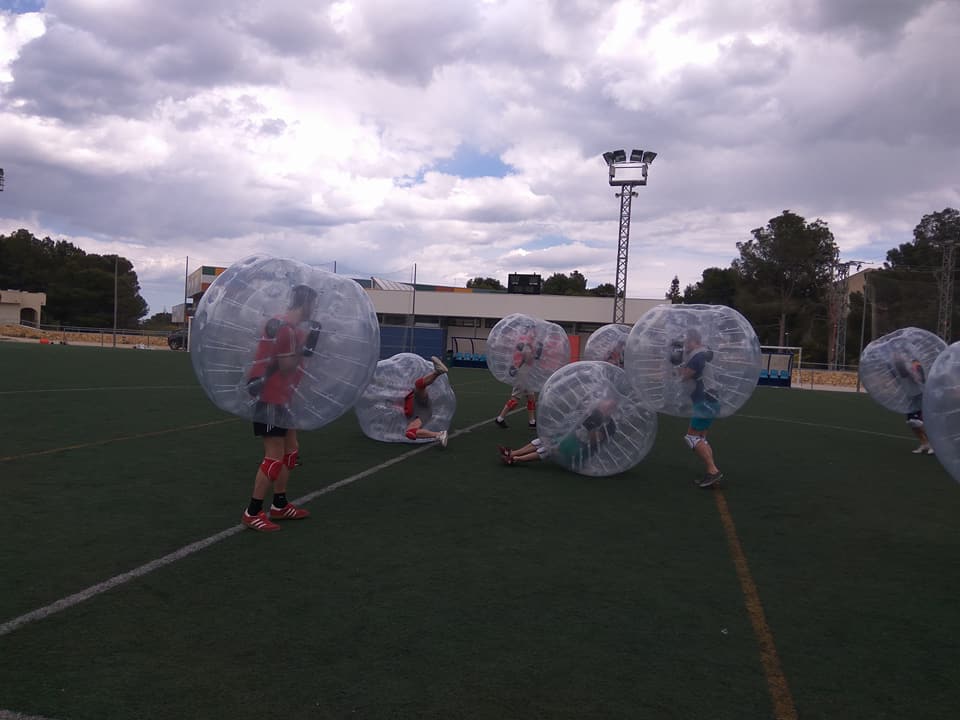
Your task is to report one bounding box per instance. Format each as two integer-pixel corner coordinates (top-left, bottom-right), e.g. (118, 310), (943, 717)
(759, 345), (802, 387)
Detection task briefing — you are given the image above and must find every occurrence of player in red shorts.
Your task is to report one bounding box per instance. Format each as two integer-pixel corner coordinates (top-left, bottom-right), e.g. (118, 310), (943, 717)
(403, 356), (450, 447)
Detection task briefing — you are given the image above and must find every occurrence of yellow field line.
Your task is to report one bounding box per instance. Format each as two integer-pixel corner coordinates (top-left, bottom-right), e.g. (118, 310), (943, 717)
(714, 489), (798, 720)
(0, 419), (236, 463)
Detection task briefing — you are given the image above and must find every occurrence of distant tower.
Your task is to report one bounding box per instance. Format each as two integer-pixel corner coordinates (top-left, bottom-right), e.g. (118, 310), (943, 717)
(602, 149), (656, 324)
(830, 259), (867, 369)
(937, 240), (956, 343)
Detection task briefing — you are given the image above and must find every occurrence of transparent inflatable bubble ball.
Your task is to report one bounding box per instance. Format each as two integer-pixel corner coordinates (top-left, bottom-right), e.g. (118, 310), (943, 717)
(624, 304), (761, 418)
(537, 361), (658, 477)
(582, 323), (631, 368)
(355, 353), (456, 443)
(859, 327), (947, 414)
(190, 254), (380, 430)
(922, 342), (960, 484)
(486, 313), (571, 392)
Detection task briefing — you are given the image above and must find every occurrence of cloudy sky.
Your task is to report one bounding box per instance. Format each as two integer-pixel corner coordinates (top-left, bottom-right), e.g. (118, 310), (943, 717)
(1, 0), (957, 317)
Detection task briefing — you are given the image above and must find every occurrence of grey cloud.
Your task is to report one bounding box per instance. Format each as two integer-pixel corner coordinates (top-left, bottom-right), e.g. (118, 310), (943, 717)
(4, 23), (146, 120)
(336, 1), (480, 85)
(257, 118), (288, 136)
(253, 204), (347, 228)
(716, 36), (793, 87)
(6, 5), (283, 122)
(788, 0), (939, 50)
(237, 5), (338, 57)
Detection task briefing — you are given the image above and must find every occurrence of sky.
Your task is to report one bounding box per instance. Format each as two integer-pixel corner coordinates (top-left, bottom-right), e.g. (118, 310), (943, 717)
(0, 0), (957, 317)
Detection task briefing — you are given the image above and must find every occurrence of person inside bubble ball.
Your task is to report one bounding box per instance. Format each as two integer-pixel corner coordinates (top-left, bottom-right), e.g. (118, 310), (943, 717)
(671, 327), (723, 488)
(499, 400), (618, 469)
(893, 355), (934, 455)
(606, 345), (625, 369)
(241, 283), (323, 532)
(403, 356), (450, 447)
(495, 333), (541, 429)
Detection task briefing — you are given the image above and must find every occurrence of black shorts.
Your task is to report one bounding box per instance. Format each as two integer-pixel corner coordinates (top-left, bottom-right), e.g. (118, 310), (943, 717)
(253, 422), (289, 438)
(252, 402), (293, 437)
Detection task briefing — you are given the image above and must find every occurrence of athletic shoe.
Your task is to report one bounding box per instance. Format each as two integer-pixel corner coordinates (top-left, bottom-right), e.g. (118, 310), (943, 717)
(495, 417), (508, 428)
(528, 419), (537, 428)
(926, 446), (936, 455)
(698, 471), (723, 489)
(438, 430), (448, 448)
(269, 503), (310, 520)
(242, 510), (281, 532)
(431, 356), (449, 374)
(913, 444), (932, 454)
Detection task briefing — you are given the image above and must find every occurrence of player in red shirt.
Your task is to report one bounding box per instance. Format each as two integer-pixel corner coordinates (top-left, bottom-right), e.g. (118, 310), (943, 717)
(241, 284), (322, 532)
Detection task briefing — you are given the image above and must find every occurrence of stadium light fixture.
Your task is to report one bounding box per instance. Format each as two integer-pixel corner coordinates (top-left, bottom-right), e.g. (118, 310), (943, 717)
(602, 146), (657, 323)
(0, 167), (4, 191)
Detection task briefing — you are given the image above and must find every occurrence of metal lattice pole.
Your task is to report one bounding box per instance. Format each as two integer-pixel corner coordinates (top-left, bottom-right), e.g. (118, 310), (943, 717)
(833, 263), (851, 369)
(937, 241), (956, 343)
(830, 260), (868, 370)
(613, 188), (637, 324)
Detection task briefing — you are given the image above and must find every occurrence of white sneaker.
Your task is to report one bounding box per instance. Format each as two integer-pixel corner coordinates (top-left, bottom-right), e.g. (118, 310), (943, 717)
(926, 446), (935, 455)
(431, 356), (448, 374)
(437, 430), (448, 448)
(913, 445), (930, 454)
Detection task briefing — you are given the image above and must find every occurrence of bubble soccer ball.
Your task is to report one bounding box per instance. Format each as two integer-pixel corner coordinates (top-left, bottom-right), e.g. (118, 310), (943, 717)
(190, 254), (380, 430)
(922, 342), (960, 484)
(858, 327), (947, 414)
(582, 323), (630, 368)
(486, 313), (570, 392)
(624, 304), (761, 418)
(537, 361), (657, 476)
(355, 353), (456, 443)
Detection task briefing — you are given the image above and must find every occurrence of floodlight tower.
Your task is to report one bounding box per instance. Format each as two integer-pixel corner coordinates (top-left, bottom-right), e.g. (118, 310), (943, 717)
(602, 148), (656, 324)
(0, 167), (5, 191)
(936, 239), (957, 343)
(830, 258), (870, 369)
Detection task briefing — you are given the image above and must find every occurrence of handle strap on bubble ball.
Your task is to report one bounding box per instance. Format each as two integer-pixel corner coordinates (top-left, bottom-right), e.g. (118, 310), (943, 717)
(302, 321), (322, 357)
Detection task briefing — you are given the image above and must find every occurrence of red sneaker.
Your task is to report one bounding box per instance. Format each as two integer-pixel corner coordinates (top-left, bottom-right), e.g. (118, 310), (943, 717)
(242, 510), (281, 532)
(269, 503), (310, 520)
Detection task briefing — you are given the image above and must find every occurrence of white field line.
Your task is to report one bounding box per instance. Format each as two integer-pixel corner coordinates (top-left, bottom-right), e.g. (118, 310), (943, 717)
(0, 710), (62, 720)
(735, 414), (910, 441)
(0, 413), (500, 640)
(0, 385), (197, 396)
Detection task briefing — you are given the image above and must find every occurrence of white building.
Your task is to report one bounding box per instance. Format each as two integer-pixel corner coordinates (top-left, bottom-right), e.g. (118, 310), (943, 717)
(363, 278), (666, 358)
(0, 289), (45, 326)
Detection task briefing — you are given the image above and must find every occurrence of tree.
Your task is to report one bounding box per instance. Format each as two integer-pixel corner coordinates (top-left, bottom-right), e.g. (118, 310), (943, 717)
(466, 277), (504, 290)
(683, 267), (739, 307)
(542, 271), (588, 295)
(0, 228), (149, 327)
(665, 276), (682, 303)
(142, 311), (174, 329)
(589, 283), (616, 297)
(733, 211), (838, 346)
(886, 207), (959, 270)
(871, 207), (960, 335)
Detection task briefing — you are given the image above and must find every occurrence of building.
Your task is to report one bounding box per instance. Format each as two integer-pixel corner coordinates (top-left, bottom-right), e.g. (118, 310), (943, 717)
(0, 289), (46, 325)
(363, 278), (664, 359)
(173, 265), (227, 323)
(182, 270), (666, 359)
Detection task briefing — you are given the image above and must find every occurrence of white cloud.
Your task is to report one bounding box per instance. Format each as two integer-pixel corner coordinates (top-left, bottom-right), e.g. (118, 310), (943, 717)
(0, 0), (957, 317)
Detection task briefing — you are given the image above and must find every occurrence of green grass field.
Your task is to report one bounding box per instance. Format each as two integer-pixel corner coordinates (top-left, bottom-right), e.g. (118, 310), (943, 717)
(0, 341), (958, 720)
